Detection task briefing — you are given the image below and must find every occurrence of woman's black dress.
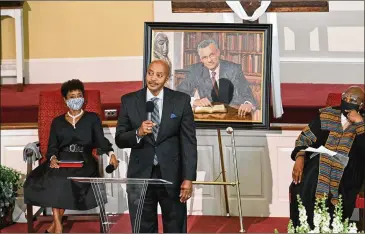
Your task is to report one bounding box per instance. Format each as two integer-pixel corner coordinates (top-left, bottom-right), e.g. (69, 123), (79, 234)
(23, 111), (113, 210)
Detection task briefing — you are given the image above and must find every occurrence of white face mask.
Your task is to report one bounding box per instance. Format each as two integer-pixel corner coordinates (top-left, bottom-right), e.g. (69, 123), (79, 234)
(66, 97), (84, 110)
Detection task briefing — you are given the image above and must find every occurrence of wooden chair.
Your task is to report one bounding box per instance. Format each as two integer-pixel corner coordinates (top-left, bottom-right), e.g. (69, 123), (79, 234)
(25, 90), (105, 233)
(326, 92), (364, 231)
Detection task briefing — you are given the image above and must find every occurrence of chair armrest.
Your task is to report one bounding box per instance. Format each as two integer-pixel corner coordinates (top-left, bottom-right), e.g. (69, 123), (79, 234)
(25, 143), (39, 156)
(24, 141), (42, 163)
(24, 141), (42, 176)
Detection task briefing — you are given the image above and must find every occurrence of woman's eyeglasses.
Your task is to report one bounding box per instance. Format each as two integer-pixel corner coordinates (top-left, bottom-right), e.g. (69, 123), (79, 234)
(341, 93), (362, 105)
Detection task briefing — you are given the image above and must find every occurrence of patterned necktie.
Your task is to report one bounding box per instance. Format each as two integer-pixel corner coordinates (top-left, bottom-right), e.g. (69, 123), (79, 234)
(211, 71), (218, 95)
(151, 97), (160, 165)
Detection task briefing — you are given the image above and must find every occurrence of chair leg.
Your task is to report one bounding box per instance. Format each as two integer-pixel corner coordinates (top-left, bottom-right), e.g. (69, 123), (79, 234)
(25, 154), (38, 232)
(361, 208), (365, 232)
(99, 217), (104, 233)
(27, 204), (33, 233)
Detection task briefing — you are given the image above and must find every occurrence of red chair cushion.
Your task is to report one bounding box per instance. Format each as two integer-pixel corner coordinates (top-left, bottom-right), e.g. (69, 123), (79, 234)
(38, 90), (103, 163)
(326, 93), (342, 107)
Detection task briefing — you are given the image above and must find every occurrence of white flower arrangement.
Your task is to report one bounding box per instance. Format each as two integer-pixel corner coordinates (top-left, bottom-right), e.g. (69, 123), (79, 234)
(275, 194), (364, 233)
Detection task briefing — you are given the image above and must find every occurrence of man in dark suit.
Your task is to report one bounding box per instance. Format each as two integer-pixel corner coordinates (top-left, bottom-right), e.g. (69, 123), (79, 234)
(115, 60), (198, 233)
(177, 39), (257, 117)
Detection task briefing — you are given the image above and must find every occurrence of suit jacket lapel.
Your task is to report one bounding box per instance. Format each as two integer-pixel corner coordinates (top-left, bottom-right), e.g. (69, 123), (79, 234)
(157, 88), (174, 143)
(136, 88), (154, 144)
(136, 88), (147, 122)
(202, 67), (211, 85)
(199, 67), (213, 99)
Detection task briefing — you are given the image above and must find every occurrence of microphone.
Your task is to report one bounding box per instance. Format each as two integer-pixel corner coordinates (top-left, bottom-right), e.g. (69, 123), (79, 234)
(146, 101), (154, 120)
(105, 160), (120, 174)
(226, 127), (233, 134)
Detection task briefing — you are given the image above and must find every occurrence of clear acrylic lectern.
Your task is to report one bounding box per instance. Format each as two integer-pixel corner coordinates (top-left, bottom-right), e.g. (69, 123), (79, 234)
(68, 177), (172, 233)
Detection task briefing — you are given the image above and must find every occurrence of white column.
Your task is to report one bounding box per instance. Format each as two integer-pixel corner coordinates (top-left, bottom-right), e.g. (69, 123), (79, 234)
(0, 8), (24, 86)
(14, 8), (24, 86)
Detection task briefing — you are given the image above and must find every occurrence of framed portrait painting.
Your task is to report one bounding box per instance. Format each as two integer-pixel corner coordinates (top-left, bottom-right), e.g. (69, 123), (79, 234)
(143, 22), (272, 129)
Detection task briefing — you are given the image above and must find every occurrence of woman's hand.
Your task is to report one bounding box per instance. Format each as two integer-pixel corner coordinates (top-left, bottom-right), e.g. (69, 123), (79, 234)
(292, 154), (305, 184)
(345, 110), (364, 123)
(50, 156), (60, 169)
(109, 154), (119, 169)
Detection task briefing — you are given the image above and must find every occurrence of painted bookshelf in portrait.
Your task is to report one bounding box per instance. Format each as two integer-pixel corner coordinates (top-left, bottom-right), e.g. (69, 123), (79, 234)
(174, 31), (264, 105)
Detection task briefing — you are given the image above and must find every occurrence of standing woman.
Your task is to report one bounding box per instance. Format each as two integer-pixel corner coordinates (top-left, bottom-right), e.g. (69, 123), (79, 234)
(24, 79), (119, 233)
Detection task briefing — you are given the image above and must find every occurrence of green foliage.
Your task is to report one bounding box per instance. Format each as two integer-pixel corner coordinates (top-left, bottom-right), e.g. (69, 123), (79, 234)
(0, 165), (22, 207)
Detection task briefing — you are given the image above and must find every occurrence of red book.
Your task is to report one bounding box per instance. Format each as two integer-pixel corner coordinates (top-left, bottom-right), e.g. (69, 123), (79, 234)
(355, 195), (364, 209)
(58, 160), (84, 168)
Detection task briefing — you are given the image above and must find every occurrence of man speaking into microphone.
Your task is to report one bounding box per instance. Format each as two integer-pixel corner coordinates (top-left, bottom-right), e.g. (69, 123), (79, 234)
(115, 60), (197, 233)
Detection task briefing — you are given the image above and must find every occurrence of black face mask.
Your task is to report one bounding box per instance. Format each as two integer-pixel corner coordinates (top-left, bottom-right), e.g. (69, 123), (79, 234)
(340, 99), (360, 117)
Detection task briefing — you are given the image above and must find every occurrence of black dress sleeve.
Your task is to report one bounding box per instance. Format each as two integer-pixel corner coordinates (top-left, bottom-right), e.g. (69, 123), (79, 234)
(354, 120), (365, 153)
(291, 112), (322, 160)
(46, 118), (59, 161)
(92, 113), (114, 155)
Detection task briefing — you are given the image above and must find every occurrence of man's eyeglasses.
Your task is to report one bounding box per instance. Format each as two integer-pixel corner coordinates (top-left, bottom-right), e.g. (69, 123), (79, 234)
(201, 53), (217, 61)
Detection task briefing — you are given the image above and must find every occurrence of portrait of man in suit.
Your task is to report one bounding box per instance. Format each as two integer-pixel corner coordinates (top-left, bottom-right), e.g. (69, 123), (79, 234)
(176, 39), (257, 117)
(115, 60), (198, 233)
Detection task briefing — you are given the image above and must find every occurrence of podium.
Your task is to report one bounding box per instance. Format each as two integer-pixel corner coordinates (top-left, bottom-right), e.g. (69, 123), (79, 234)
(68, 177), (172, 233)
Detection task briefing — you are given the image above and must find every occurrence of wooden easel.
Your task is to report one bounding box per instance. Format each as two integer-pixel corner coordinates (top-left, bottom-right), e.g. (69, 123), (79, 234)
(179, 1), (330, 232)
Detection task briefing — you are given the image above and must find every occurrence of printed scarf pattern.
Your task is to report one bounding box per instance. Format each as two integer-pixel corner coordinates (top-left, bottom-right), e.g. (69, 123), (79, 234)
(316, 107), (357, 205)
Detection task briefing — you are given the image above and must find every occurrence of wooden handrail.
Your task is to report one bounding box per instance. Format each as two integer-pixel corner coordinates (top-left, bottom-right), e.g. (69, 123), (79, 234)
(1, 121), (306, 131)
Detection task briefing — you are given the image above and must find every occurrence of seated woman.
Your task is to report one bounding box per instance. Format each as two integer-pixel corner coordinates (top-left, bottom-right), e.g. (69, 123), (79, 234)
(23, 79), (119, 233)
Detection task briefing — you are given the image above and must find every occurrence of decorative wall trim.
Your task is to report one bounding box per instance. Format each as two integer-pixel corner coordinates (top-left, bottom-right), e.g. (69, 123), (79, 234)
(280, 57), (364, 63)
(2, 55), (363, 85)
(329, 1), (364, 11)
(1, 56), (144, 84)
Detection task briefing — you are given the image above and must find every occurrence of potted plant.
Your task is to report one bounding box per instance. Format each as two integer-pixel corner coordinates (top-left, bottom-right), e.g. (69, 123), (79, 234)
(0, 165), (21, 229)
(275, 194), (364, 233)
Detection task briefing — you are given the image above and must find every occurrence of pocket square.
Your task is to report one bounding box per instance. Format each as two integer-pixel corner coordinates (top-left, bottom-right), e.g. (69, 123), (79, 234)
(170, 113), (177, 119)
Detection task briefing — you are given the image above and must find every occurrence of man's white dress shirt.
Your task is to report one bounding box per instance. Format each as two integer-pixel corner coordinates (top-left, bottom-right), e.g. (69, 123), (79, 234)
(136, 88), (164, 143)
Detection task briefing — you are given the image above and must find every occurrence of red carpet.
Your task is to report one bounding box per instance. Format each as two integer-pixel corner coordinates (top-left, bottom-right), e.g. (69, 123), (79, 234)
(1, 82), (363, 124)
(1, 215), (289, 233)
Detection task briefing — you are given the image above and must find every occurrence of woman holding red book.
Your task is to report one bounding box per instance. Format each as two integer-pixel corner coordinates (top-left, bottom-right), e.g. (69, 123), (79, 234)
(24, 79), (119, 233)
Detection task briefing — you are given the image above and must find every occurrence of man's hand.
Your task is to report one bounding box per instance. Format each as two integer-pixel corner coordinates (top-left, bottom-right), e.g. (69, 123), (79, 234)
(109, 154), (119, 169)
(193, 98), (212, 107)
(292, 153), (305, 184)
(345, 110), (364, 123)
(50, 156), (60, 169)
(137, 120), (156, 136)
(179, 180), (193, 203)
(238, 103), (253, 117)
